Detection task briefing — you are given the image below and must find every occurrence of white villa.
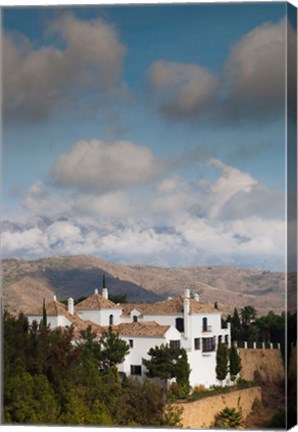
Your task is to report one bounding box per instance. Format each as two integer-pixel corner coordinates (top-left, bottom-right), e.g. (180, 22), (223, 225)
(28, 287), (231, 388)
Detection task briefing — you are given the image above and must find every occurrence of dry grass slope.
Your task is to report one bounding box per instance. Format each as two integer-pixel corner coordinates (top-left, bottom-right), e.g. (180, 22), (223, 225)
(2, 255), (286, 314)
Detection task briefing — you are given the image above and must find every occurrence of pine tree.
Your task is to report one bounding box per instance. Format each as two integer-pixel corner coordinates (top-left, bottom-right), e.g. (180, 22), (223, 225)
(143, 344), (190, 396)
(216, 342), (228, 384)
(229, 345), (242, 381)
(99, 327), (130, 369)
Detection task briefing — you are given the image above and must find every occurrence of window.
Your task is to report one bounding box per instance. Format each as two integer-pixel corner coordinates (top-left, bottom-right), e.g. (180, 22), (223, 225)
(224, 335), (229, 345)
(202, 317), (208, 332)
(194, 338), (200, 350)
(218, 335), (222, 345)
(131, 365), (142, 375)
(170, 340), (180, 350)
(129, 339), (133, 348)
(109, 314), (114, 325)
(176, 318), (184, 333)
(202, 337), (215, 352)
(133, 315), (138, 323)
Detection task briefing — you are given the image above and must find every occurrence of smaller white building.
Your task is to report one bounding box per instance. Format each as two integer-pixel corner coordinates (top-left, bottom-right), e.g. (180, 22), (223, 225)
(76, 288), (123, 326)
(111, 321), (182, 378)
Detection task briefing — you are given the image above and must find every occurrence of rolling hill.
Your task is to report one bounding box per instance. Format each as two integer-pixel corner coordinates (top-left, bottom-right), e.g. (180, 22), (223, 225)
(2, 255), (290, 315)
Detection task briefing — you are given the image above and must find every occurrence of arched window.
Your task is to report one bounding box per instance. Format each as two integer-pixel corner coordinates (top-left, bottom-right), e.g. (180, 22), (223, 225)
(133, 315), (138, 323)
(176, 317), (184, 333)
(109, 314), (114, 325)
(202, 317), (208, 332)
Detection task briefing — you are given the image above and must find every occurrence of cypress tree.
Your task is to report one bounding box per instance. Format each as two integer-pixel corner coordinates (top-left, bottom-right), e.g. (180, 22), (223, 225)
(231, 308), (241, 341)
(216, 342), (228, 384)
(42, 298), (47, 328)
(102, 273), (106, 289)
(229, 345), (242, 381)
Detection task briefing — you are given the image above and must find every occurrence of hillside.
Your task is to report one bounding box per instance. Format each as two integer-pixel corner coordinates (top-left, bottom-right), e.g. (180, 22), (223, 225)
(2, 255), (288, 315)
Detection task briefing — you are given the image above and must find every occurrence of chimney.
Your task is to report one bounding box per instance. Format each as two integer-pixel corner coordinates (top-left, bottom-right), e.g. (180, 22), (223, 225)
(53, 295), (57, 302)
(183, 298), (190, 339)
(94, 288), (98, 295)
(102, 288), (108, 300)
(184, 288), (190, 298)
(167, 296), (173, 300)
(194, 293), (200, 302)
(68, 297), (74, 315)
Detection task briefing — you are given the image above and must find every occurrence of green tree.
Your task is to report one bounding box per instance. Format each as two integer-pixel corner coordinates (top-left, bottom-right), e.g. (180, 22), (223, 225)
(231, 308), (242, 342)
(60, 386), (114, 426)
(42, 298), (47, 328)
(143, 344), (190, 395)
(216, 342), (228, 384)
(229, 345), (241, 381)
(102, 273), (106, 288)
(109, 293), (127, 304)
(174, 348), (191, 397)
(4, 368), (60, 424)
(99, 326), (130, 369)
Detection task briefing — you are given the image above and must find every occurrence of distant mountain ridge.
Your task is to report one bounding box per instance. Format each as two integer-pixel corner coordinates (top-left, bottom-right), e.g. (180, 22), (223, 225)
(2, 255), (288, 315)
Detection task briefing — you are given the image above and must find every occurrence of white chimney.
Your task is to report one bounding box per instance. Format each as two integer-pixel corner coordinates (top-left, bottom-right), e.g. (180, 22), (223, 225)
(68, 297), (74, 315)
(53, 295), (57, 302)
(102, 288), (108, 299)
(194, 293), (200, 302)
(183, 298), (190, 339)
(94, 288), (98, 294)
(167, 296), (173, 300)
(184, 288), (190, 298)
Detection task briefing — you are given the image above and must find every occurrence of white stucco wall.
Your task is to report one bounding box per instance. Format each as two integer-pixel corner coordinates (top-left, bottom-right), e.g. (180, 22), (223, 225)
(119, 335), (167, 376)
(28, 314), (71, 329)
(78, 308), (122, 325)
(141, 313), (183, 327)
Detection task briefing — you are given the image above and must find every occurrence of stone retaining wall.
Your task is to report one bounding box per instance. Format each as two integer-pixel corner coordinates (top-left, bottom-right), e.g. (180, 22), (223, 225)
(178, 386), (262, 429)
(239, 348), (284, 383)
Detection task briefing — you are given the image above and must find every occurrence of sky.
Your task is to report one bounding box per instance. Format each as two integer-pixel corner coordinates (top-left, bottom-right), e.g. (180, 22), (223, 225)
(1, 3), (295, 269)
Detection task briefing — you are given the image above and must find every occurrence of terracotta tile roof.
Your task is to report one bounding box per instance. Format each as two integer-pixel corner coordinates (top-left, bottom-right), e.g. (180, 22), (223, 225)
(110, 321), (171, 337)
(28, 299), (104, 338)
(28, 300), (68, 317)
(75, 293), (119, 310)
(120, 296), (217, 315)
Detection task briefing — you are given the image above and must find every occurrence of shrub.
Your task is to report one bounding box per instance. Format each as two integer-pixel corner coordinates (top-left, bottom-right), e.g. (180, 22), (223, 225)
(214, 407), (244, 429)
(192, 384), (208, 394)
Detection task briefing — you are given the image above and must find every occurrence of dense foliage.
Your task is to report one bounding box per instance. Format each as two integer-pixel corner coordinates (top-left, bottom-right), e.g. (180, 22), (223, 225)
(3, 312), (181, 426)
(226, 307), (297, 361)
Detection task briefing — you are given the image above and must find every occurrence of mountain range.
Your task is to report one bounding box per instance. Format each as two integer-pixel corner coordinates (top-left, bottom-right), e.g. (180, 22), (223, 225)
(2, 255), (292, 316)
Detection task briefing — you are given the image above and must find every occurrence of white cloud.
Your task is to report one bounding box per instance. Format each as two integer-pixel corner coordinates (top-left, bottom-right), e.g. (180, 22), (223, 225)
(72, 191), (132, 219)
(3, 13), (126, 121)
(2, 227), (48, 255)
(207, 158), (258, 218)
(148, 18), (291, 122)
(4, 157), (285, 270)
(51, 139), (162, 192)
(22, 180), (71, 214)
(224, 18), (286, 114)
(149, 60), (219, 118)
